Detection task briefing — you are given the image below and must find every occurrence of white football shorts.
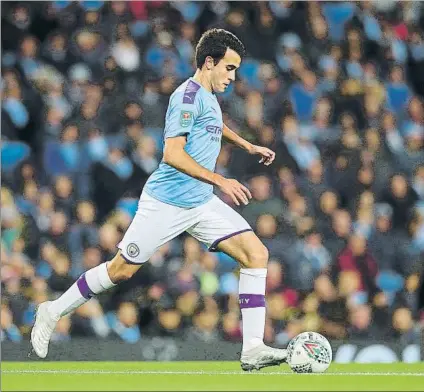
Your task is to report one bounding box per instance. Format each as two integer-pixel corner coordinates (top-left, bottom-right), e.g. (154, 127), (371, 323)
(117, 191), (252, 264)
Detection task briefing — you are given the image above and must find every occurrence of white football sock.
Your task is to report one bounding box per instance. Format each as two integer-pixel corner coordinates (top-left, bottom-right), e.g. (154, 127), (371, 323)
(48, 262), (116, 318)
(239, 268), (267, 353)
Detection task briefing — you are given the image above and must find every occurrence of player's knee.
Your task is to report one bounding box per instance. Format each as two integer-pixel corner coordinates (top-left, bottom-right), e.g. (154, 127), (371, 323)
(242, 244), (269, 269)
(107, 253), (140, 283)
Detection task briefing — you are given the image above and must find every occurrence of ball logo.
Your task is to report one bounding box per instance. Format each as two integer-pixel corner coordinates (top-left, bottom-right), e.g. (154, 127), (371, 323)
(127, 243), (140, 258)
(303, 342), (321, 359)
(303, 341), (331, 364)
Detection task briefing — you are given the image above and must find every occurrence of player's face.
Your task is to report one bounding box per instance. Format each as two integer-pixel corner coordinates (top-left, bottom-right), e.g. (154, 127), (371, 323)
(211, 48), (241, 93)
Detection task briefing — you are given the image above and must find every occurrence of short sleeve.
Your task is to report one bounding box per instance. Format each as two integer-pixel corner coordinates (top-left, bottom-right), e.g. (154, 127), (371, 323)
(164, 84), (202, 139)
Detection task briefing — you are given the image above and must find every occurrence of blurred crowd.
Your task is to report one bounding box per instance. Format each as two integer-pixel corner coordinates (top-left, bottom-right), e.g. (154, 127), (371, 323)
(1, 1), (424, 345)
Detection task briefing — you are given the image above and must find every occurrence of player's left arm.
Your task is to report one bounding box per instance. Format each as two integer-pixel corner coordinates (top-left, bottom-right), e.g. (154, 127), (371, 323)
(222, 123), (275, 166)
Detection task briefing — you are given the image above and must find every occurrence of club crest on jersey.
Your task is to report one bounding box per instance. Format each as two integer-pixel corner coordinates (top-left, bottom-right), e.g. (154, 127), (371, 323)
(180, 111), (193, 127)
(127, 243), (140, 258)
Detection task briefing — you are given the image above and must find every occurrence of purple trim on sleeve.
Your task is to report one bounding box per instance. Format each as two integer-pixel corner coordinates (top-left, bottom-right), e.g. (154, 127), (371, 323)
(183, 80), (201, 104)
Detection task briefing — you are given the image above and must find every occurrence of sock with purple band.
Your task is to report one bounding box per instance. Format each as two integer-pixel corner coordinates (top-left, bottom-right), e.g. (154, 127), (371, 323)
(239, 268), (267, 353)
(48, 262), (116, 318)
(239, 294), (266, 309)
(77, 274), (94, 299)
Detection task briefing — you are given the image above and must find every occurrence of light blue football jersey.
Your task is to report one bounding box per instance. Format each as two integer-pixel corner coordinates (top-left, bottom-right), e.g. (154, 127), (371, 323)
(144, 78), (223, 208)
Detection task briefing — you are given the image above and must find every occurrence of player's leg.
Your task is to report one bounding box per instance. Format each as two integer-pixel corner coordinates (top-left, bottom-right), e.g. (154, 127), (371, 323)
(47, 251), (140, 319)
(213, 231), (287, 370)
(31, 253), (142, 358)
(188, 196), (287, 370)
(214, 231), (268, 348)
(31, 192), (191, 358)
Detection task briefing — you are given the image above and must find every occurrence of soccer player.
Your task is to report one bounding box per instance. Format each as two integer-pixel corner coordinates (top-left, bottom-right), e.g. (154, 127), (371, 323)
(31, 29), (287, 371)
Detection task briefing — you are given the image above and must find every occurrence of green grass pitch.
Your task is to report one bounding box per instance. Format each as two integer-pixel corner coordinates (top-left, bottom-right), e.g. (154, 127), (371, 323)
(2, 361), (424, 391)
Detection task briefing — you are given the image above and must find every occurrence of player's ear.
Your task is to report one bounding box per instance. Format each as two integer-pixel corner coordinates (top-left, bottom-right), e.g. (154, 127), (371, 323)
(205, 56), (214, 70)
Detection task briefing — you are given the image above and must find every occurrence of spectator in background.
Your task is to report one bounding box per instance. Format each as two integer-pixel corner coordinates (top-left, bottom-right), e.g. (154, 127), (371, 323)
(131, 136), (159, 175)
(241, 175), (284, 227)
(42, 31), (76, 74)
(256, 214), (291, 262)
(221, 310), (242, 342)
(315, 190), (339, 238)
(315, 274), (347, 339)
(68, 201), (99, 277)
(139, 82), (166, 129)
(337, 235), (378, 298)
(156, 296), (183, 337)
(1, 303), (23, 342)
(307, 13), (331, 68)
(348, 304), (379, 339)
(368, 203), (402, 272)
(97, 224), (120, 261)
(288, 229), (331, 293)
(72, 297), (111, 339)
(91, 145), (133, 221)
(52, 176), (75, 218)
(67, 63), (92, 106)
(261, 65), (287, 127)
(2, 75), (30, 133)
(324, 209), (352, 260)
(298, 160), (330, 212)
(385, 65), (411, 114)
(381, 174), (418, 230)
(187, 299), (220, 343)
(391, 307), (418, 344)
(35, 190), (55, 235)
(289, 70), (321, 123)
(42, 211), (69, 255)
(282, 115), (321, 172)
(304, 98), (340, 152)
(107, 301), (141, 343)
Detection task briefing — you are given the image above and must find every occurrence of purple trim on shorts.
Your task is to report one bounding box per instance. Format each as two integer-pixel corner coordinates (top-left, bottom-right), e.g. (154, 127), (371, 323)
(239, 294), (266, 309)
(77, 273), (94, 299)
(208, 229), (253, 252)
(116, 246), (141, 265)
(120, 252), (142, 265)
(183, 80), (201, 104)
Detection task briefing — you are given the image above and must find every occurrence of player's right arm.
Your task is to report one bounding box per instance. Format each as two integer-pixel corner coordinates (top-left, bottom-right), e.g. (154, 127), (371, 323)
(162, 92), (251, 206)
(163, 137), (251, 206)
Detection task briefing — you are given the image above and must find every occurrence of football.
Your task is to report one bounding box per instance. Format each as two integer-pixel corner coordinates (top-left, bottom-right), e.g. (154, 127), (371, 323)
(287, 332), (332, 373)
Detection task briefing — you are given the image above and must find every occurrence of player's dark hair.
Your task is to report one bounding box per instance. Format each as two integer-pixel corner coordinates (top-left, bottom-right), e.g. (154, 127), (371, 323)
(195, 28), (245, 69)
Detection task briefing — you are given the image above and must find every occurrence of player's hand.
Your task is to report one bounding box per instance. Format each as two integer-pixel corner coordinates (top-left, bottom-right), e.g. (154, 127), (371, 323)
(248, 144), (276, 166)
(216, 177), (252, 206)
